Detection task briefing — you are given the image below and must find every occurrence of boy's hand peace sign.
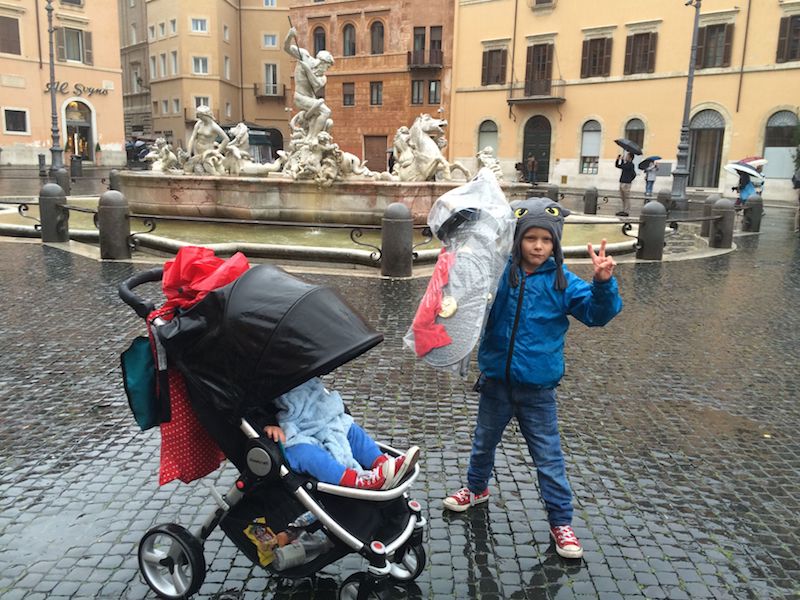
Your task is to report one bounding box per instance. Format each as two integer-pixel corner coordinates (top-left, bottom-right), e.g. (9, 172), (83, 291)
(587, 239), (616, 282)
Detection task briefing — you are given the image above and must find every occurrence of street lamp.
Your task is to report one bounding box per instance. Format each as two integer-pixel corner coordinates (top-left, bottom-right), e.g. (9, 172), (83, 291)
(670, 0), (702, 211)
(45, 0), (64, 174)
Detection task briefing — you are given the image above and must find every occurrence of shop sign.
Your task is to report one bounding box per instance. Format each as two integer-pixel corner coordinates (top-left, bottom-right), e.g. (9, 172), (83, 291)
(43, 81), (109, 97)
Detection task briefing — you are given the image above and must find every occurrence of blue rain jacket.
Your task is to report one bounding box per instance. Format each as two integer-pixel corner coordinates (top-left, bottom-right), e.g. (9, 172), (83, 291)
(477, 257), (622, 388)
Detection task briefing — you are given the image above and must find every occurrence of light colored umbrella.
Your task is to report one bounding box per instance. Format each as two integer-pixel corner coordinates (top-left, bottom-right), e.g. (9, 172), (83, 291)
(737, 156), (768, 168)
(724, 161), (764, 182)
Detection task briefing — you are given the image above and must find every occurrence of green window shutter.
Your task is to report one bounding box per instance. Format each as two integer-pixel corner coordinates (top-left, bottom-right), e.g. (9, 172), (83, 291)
(83, 31), (93, 65)
(776, 16), (789, 63)
(602, 37), (613, 76)
(580, 39), (589, 78)
(56, 27), (66, 61)
(721, 23), (733, 67)
(695, 26), (706, 68)
(623, 35), (633, 75)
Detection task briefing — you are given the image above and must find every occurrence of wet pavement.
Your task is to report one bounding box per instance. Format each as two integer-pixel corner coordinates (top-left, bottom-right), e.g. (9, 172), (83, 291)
(1, 207), (799, 600)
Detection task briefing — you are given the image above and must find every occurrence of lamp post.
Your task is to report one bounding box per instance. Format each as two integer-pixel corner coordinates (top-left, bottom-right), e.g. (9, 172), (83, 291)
(45, 0), (64, 174)
(670, 0), (702, 211)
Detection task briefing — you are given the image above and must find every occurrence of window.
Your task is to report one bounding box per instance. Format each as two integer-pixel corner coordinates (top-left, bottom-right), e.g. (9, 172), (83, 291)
(149, 55), (156, 78)
(534, 0), (553, 4)
(624, 118), (645, 150)
(524, 43), (554, 95)
(430, 26), (443, 64)
(777, 15), (800, 62)
(129, 0), (135, 6)
(61, 0), (83, 5)
(191, 18), (208, 33)
(411, 80), (424, 105)
(763, 110), (799, 178)
(342, 82), (355, 106)
(264, 63), (277, 94)
(313, 27), (326, 55)
(225, 102), (232, 118)
(129, 24), (137, 45)
(158, 53), (167, 77)
(624, 32), (657, 74)
(371, 21), (384, 55)
(195, 96), (210, 108)
(159, 22), (166, 37)
(478, 120), (498, 154)
(152, 100), (158, 114)
(696, 24), (733, 69)
(580, 37), (612, 78)
(161, 99), (169, 113)
(132, 68), (141, 92)
(148, 24), (155, 40)
(3, 108), (28, 134)
(580, 120), (601, 174)
(370, 81), (383, 105)
(0, 16), (21, 55)
(173, 98), (180, 113)
(343, 24), (356, 56)
(170, 19), (177, 34)
(171, 50), (178, 75)
(59, 27), (92, 64)
(223, 24), (229, 41)
(428, 80), (440, 104)
(264, 0), (276, 6)
(224, 56), (231, 79)
(481, 48), (507, 85)
(263, 34), (277, 48)
(192, 56), (209, 74)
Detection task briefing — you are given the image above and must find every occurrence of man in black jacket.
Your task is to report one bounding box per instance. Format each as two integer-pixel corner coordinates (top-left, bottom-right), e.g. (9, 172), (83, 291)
(615, 153), (636, 216)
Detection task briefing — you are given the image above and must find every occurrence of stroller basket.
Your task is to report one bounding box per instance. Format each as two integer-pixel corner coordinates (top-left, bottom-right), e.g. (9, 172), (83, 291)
(119, 262), (427, 599)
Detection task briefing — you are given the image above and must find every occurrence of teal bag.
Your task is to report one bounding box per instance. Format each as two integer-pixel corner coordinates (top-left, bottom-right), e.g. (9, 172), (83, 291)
(121, 336), (161, 431)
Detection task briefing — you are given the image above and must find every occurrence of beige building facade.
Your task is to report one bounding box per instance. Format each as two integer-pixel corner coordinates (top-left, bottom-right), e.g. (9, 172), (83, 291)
(119, 0), (152, 139)
(142, 0), (292, 159)
(451, 0), (800, 202)
(0, 0), (125, 166)
(288, 0), (454, 171)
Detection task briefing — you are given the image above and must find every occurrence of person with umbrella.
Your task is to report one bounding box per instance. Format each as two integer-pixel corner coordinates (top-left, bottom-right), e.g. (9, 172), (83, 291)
(614, 152), (636, 216)
(639, 155), (661, 198)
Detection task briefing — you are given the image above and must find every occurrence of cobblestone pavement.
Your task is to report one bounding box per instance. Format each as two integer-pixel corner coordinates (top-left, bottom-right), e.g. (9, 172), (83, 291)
(1, 209), (799, 600)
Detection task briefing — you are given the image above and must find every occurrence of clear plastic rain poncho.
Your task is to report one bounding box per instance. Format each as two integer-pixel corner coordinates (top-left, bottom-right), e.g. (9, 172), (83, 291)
(404, 168), (516, 376)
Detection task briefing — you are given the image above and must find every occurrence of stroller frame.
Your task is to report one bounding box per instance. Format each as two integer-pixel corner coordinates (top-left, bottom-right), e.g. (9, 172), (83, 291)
(121, 268), (427, 600)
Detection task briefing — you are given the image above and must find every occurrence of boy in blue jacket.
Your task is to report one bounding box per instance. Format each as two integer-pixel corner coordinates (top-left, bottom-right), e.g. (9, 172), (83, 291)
(443, 197), (622, 560)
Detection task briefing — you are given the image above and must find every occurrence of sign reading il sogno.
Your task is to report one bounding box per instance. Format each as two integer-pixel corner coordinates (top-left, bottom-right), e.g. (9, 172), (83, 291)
(43, 81), (109, 97)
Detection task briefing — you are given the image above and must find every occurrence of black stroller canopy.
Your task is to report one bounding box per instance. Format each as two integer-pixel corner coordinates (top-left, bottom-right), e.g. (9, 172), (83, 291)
(158, 264), (383, 419)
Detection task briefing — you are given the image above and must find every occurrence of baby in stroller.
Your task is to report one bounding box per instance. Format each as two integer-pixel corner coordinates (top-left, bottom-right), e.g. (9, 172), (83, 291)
(262, 376), (420, 490)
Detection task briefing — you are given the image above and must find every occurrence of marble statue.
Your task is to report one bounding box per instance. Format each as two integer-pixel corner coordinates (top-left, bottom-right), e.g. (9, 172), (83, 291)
(284, 26), (334, 142)
(143, 137), (181, 173)
(222, 122), (253, 176)
(184, 105), (228, 175)
(476, 146), (504, 181)
(392, 114), (471, 182)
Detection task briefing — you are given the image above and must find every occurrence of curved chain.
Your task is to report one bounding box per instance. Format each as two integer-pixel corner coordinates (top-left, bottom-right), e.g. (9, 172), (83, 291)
(411, 226), (434, 260)
(349, 228), (381, 263)
(128, 218), (157, 250)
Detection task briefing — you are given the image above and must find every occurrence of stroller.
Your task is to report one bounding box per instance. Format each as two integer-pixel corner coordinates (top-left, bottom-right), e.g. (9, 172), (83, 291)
(119, 260), (426, 599)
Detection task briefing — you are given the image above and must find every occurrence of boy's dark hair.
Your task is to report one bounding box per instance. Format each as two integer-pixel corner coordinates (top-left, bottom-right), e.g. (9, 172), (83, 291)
(509, 197), (570, 290)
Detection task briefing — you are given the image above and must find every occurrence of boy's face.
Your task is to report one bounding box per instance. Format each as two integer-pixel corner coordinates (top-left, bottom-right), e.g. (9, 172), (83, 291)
(519, 227), (554, 272)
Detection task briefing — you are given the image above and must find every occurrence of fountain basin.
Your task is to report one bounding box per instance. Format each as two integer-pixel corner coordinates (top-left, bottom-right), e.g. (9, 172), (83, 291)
(118, 171), (533, 226)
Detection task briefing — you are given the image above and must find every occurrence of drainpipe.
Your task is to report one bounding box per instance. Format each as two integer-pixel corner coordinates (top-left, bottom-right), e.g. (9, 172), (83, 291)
(507, 0), (519, 122)
(735, 0), (752, 113)
(239, 6), (245, 121)
(35, 0), (43, 68)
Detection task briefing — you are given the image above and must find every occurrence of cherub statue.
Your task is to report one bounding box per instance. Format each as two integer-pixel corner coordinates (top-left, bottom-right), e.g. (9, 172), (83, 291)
(222, 122), (252, 176)
(143, 137), (180, 173)
(476, 146), (504, 181)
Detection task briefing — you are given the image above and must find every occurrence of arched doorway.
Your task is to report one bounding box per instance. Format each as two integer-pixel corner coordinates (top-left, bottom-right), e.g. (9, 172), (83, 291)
(64, 100), (94, 161)
(523, 116), (551, 183)
(688, 109), (724, 187)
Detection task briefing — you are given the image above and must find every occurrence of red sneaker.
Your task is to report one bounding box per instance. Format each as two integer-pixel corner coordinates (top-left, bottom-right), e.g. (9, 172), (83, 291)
(550, 525), (583, 559)
(382, 446), (420, 488)
(442, 487), (489, 512)
(339, 466), (387, 490)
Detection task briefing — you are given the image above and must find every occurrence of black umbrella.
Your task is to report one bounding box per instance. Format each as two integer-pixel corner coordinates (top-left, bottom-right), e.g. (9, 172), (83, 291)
(614, 138), (643, 156)
(637, 155), (662, 170)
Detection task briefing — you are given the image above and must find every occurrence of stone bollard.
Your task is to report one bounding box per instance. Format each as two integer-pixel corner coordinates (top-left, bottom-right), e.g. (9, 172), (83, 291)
(700, 194), (721, 237)
(98, 190), (131, 259)
(708, 197), (735, 249)
(636, 200), (667, 260)
(741, 194), (763, 233)
(38, 154), (47, 177)
(543, 184), (560, 203)
(380, 202), (413, 278)
(656, 189), (672, 212)
(109, 169), (121, 191)
(39, 183), (70, 243)
(583, 186), (598, 214)
(54, 167), (71, 196)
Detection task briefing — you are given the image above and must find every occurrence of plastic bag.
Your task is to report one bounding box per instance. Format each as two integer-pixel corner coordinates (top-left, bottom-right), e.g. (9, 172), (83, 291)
(404, 168), (515, 375)
(120, 336), (162, 430)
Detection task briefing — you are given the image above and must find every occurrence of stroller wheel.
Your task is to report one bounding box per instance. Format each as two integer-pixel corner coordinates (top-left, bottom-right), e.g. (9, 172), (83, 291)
(138, 523), (206, 599)
(337, 572), (386, 600)
(389, 544), (426, 581)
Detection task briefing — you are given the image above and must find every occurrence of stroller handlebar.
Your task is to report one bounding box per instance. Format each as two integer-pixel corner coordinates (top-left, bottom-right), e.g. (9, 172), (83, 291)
(119, 267), (164, 319)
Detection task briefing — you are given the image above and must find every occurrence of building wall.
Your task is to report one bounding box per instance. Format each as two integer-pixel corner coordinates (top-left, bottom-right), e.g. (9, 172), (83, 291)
(119, 0), (152, 139)
(0, 0), (125, 166)
(451, 0), (800, 201)
(288, 0), (454, 167)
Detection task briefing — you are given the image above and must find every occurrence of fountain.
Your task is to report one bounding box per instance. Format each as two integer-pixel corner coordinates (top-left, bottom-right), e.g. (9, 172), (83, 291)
(119, 28), (530, 227)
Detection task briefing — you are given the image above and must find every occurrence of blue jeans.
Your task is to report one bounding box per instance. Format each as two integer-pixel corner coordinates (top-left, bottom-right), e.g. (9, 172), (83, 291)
(645, 180), (655, 195)
(283, 423), (382, 484)
(466, 377), (573, 526)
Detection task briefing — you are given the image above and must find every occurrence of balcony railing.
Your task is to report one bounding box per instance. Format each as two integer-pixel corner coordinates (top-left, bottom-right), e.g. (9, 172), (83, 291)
(407, 49), (444, 69)
(254, 83), (286, 99)
(507, 78), (566, 105)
